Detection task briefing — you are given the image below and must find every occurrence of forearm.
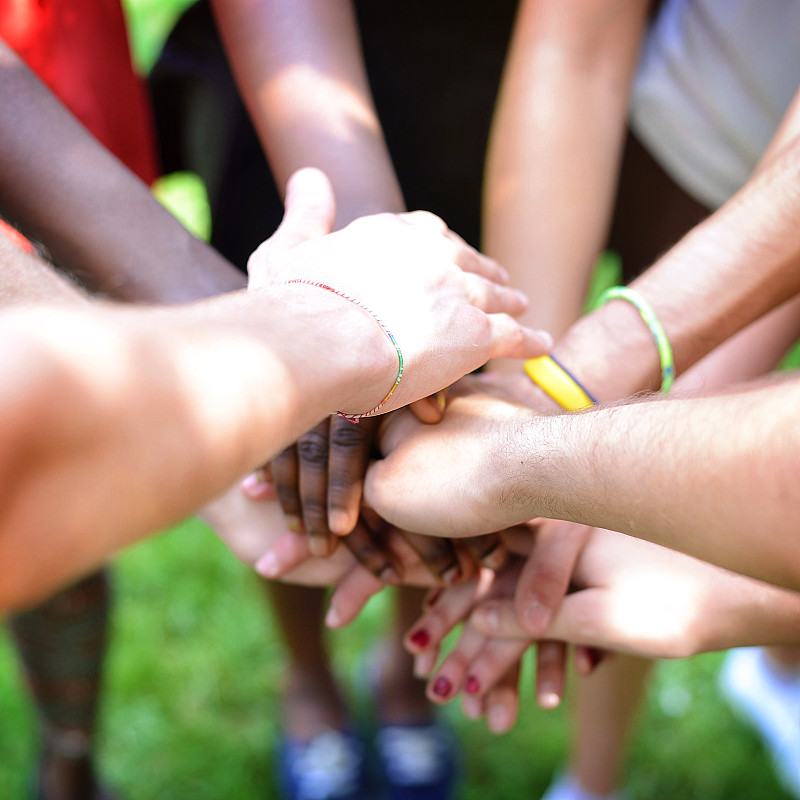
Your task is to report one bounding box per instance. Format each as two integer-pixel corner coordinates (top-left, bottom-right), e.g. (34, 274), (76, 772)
(0, 285), (388, 610)
(484, 0), (650, 337)
(552, 126), (800, 402)
(0, 41), (243, 303)
(211, 0), (404, 226)
(513, 377), (800, 587)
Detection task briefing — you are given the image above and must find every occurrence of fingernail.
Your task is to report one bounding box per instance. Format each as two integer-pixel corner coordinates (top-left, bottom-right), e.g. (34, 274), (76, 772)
(324, 606), (341, 628)
(241, 470), (270, 495)
(432, 677), (451, 698)
(538, 684), (561, 710)
(409, 629), (430, 648)
(536, 329), (554, 350)
(487, 703), (511, 733)
(442, 565), (462, 585)
(425, 589), (442, 608)
(328, 510), (351, 536)
(286, 515), (304, 533)
(255, 552), (279, 578)
(523, 601), (552, 635)
(465, 676), (480, 694)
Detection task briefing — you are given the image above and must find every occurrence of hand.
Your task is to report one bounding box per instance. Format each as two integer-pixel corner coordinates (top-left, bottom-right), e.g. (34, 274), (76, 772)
(471, 528), (800, 658)
(403, 524), (601, 728)
(366, 388), (538, 537)
(247, 168), (553, 414)
(249, 393), (506, 580)
(267, 414), (381, 555)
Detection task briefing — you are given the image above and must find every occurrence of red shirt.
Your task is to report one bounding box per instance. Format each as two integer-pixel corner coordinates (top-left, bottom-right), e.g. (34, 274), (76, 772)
(0, 0), (158, 183)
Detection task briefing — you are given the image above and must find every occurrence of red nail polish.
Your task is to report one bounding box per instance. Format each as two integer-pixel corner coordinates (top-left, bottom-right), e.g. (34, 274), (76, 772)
(465, 676), (480, 694)
(432, 677), (451, 698)
(409, 629), (430, 648)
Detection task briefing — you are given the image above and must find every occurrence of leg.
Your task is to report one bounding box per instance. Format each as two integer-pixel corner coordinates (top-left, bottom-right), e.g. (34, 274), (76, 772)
(263, 582), (370, 800)
(372, 587), (458, 799)
(262, 582), (349, 741)
(566, 657), (654, 798)
(9, 570), (113, 800)
(376, 587), (434, 724)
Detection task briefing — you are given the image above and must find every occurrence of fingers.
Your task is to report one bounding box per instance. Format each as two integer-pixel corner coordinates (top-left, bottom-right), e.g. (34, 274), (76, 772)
(433, 626), (529, 712)
(403, 216), (508, 285)
(327, 415), (379, 535)
(426, 621), (487, 703)
(404, 573), (492, 659)
(514, 521), (591, 636)
(246, 169), (336, 286)
(340, 517), (401, 585)
(460, 534), (508, 571)
(240, 465), (276, 500)
(325, 564), (385, 629)
(271, 168), (336, 248)
(460, 272), (528, 317)
(409, 392), (448, 424)
(481, 667), (522, 734)
(485, 314), (553, 361)
(534, 641), (568, 709)
(255, 531), (311, 579)
(295, 420), (335, 555)
(270, 446), (302, 532)
(470, 597), (531, 638)
(400, 531), (462, 584)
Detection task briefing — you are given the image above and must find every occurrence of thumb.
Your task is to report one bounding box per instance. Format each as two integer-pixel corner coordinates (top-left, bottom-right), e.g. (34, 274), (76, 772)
(248, 168), (336, 281)
(274, 167), (337, 248)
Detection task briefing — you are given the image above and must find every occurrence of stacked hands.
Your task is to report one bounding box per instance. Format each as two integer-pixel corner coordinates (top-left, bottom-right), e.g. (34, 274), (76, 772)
(203, 364), (786, 736)
(246, 168), (553, 420)
(201, 169), (797, 736)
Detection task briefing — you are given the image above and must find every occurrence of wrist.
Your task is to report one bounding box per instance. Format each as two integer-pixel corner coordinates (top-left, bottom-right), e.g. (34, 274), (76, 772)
(261, 282), (399, 418)
(551, 300), (663, 402)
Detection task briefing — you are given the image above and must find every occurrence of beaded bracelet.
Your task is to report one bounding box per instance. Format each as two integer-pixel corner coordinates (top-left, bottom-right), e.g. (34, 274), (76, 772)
(524, 355), (597, 411)
(288, 279), (404, 422)
(596, 286), (674, 393)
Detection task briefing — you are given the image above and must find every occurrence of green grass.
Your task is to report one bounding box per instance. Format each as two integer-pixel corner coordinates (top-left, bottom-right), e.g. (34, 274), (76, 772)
(0, 519), (790, 798)
(0, 4), (793, 799)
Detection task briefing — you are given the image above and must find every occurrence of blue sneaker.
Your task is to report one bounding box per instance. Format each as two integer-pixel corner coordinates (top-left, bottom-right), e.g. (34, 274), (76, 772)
(373, 721), (458, 800)
(276, 728), (370, 800)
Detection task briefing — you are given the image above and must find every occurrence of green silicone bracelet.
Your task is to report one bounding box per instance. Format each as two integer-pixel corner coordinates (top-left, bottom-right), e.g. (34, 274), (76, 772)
(597, 286), (674, 393)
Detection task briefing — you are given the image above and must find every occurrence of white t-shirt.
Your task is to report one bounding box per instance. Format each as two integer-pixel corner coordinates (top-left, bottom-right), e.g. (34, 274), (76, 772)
(630, 0), (800, 209)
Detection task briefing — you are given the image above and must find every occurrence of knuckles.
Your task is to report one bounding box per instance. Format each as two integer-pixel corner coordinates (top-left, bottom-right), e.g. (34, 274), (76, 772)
(297, 430), (330, 467)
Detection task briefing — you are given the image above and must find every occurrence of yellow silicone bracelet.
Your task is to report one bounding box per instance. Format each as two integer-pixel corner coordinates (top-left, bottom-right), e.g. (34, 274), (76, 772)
(524, 355), (596, 411)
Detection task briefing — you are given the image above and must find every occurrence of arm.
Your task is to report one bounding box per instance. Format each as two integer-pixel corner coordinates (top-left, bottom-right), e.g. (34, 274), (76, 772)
(484, 0), (651, 338)
(210, 0), (404, 226)
(0, 167), (547, 611)
(549, 87), (800, 401)
(472, 529), (800, 658)
(367, 377), (800, 589)
(0, 39), (243, 303)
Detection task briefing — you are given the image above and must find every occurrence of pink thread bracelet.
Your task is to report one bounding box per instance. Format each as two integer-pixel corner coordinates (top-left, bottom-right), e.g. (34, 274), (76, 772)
(287, 279), (404, 423)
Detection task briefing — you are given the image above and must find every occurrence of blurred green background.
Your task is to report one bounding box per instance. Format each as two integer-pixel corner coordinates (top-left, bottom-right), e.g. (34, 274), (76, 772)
(0, 2), (793, 798)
